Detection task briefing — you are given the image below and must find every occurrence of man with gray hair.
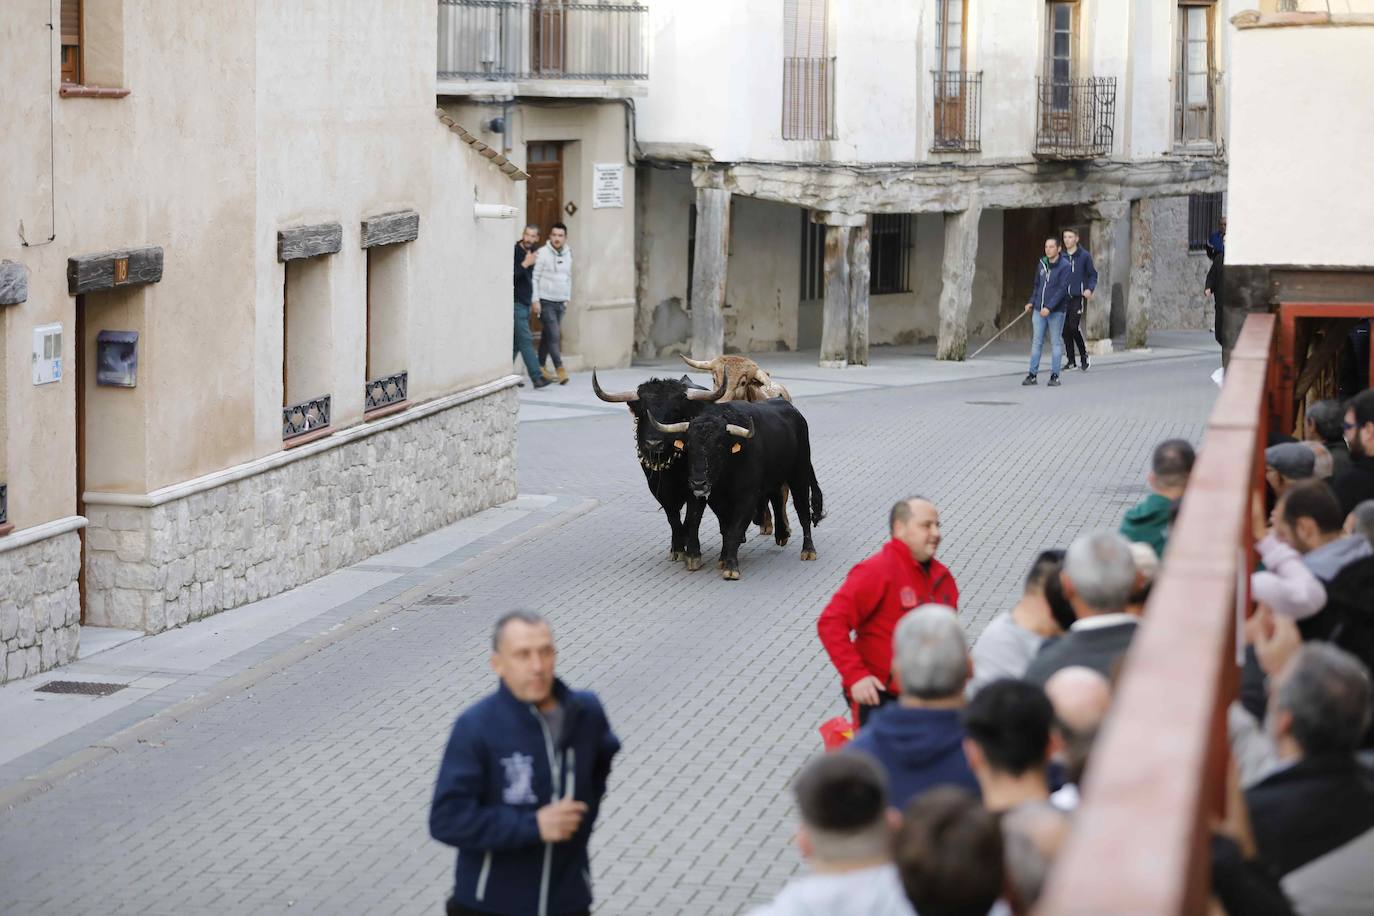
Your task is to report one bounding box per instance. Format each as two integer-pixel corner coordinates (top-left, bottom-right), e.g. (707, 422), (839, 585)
(1024, 531), (1140, 686)
(1306, 398), (1353, 478)
(848, 605), (980, 809)
(747, 752), (915, 916)
(1246, 643), (1374, 915)
(1001, 802), (1070, 913)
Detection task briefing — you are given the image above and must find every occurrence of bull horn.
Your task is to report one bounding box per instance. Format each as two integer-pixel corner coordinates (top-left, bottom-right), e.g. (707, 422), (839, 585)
(646, 410), (690, 435)
(680, 354), (716, 371)
(591, 369), (638, 403)
(686, 373), (730, 402)
(726, 419), (755, 439)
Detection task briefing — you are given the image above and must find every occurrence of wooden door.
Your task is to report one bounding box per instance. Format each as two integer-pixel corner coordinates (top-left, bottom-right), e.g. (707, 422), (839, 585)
(933, 0), (967, 147)
(526, 143), (563, 338)
(532, 0), (566, 74)
(75, 298), (87, 623)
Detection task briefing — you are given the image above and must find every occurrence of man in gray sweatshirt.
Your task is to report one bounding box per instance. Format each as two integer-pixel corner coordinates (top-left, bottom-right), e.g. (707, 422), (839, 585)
(532, 222), (573, 385)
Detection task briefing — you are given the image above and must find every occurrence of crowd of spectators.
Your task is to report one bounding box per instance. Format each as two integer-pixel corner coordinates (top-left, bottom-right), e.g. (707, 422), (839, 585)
(758, 389), (1374, 916)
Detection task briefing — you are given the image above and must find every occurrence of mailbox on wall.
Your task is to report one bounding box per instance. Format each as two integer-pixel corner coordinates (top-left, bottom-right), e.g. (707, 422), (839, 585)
(96, 330), (139, 388)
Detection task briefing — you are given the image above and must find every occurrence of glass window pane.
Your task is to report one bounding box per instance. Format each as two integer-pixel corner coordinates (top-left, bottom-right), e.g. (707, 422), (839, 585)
(1053, 57), (1069, 81)
(947, 47), (961, 72)
(1054, 5), (1070, 29)
(1054, 32), (1069, 57)
(1187, 41), (1206, 75)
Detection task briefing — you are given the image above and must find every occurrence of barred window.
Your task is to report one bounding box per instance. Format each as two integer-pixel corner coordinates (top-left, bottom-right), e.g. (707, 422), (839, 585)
(1188, 192), (1223, 252)
(870, 215), (914, 295)
(800, 212), (826, 300)
(782, 0), (834, 140)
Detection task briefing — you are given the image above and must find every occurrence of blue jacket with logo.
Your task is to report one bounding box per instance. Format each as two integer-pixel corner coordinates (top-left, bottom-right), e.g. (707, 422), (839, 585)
(1062, 247), (1098, 297)
(1030, 255), (1072, 313)
(430, 679), (620, 916)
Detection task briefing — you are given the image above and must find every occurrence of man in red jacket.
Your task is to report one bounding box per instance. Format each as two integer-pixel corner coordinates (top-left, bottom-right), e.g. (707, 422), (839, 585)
(818, 497), (960, 724)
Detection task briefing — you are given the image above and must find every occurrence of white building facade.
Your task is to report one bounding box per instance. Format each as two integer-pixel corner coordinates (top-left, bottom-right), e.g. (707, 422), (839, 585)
(633, 0), (1233, 364)
(0, 0), (522, 684)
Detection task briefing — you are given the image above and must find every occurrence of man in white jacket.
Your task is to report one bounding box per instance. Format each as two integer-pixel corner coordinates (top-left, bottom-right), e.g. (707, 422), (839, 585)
(748, 752), (914, 916)
(532, 222), (573, 385)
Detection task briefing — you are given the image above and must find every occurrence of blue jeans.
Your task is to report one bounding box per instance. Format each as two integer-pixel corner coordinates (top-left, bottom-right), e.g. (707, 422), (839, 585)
(538, 300), (566, 370)
(1029, 308), (1067, 376)
(513, 302), (541, 381)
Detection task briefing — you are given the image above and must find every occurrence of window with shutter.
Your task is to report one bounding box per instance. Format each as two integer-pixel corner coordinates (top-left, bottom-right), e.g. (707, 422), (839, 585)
(60, 0), (82, 85)
(1175, 2), (1217, 144)
(782, 0), (834, 140)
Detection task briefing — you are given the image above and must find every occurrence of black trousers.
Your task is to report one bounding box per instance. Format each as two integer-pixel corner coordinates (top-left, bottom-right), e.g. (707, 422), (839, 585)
(844, 687), (897, 727)
(447, 901), (588, 916)
(1062, 296), (1088, 364)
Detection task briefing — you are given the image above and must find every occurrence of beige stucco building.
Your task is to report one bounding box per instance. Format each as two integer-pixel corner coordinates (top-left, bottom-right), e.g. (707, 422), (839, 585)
(0, 0), (523, 684)
(436, 0), (646, 371)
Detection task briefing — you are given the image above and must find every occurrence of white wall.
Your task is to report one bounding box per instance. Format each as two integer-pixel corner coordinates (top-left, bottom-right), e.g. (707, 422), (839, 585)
(638, 0), (1223, 166)
(1227, 23), (1374, 268)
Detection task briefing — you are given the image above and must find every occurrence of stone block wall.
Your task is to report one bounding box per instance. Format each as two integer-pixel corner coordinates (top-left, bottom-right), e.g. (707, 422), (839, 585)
(1, 530), (82, 685)
(84, 386), (518, 633)
(1145, 196), (1215, 333)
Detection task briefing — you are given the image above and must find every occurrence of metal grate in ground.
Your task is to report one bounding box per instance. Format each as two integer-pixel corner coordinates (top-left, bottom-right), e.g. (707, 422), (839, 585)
(34, 681), (128, 697)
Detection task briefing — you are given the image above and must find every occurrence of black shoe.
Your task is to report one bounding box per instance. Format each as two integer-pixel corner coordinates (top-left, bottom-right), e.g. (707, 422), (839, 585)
(1065, 359), (1078, 369)
(1048, 374), (1062, 387)
(1081, 355), (1090, 372)
(1021, 374), (1038, 386)
(532, 377), (552, 389)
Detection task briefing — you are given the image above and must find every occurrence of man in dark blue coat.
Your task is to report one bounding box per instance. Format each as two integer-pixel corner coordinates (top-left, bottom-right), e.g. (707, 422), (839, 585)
(1060, 228), (1098, 372)
(430, 611), (620, 916)
(1023, 237), (1073, 388)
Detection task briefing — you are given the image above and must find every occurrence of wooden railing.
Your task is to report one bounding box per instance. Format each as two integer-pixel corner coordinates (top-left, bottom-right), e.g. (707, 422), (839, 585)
(1040, 313), (1276, 913)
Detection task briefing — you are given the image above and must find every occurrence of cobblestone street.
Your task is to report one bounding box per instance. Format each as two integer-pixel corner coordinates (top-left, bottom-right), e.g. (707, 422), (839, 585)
(0, 339), (1220, 915)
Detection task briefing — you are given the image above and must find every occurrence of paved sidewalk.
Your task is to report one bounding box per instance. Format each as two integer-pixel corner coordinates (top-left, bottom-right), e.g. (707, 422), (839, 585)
(0, 333), (1221, 915)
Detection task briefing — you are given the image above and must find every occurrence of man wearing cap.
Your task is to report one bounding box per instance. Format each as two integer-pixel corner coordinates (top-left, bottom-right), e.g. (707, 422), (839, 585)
(1265, 442), (1317, 501)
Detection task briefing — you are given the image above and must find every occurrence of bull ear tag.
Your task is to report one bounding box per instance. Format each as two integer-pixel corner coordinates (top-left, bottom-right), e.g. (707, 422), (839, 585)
(731, 442), (743, 454)
(673, 439), (685, 450)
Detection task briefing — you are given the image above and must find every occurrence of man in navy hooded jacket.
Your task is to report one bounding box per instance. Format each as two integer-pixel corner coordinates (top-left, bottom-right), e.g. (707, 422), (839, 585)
(1023, 237), (1073, 388)
(848, 605), (979, 809)
(431, 611), (620, 916)
(1059, 228), (1098, 372)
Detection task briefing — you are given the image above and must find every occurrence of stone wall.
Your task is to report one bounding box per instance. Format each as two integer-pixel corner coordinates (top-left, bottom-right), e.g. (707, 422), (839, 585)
(83, 385), (518, 633)
(1144, 196), (1214, 333)
(1, 529), (81, 685)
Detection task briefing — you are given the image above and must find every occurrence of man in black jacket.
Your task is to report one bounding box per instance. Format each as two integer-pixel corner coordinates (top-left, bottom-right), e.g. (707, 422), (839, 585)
(1205, 225), (1225, 349)
(1024, 531), (1139, 685)
(1333, 389), (1374, 516)
(514, 225), (551, 389)
(1060, 229), (1097, 372)
(1246, 643), (1374, 913)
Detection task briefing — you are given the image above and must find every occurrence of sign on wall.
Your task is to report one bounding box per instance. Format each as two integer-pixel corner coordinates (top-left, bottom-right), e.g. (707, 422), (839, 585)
(32, 323), (62, 385)
(593, 164), (624, 209)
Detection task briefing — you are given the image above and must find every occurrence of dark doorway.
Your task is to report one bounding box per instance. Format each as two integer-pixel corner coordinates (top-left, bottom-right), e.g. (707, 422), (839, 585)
(74, 296), (87, 624)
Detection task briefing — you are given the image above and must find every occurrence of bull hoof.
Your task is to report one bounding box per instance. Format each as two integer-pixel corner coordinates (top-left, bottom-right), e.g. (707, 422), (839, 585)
(716, 559), (725, 570)
(775, 532), (790, 547)
(685, 555), (702, 571)
(759, 520), (774, 536)
(670, 550), (686, 562)
(722, 568), (741, 581)
(800, 548), (817, 561)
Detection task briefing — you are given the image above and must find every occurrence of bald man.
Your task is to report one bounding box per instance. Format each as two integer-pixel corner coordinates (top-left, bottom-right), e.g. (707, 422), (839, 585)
(1044, 666), (1112, 811)
(819, 497), (960, 725)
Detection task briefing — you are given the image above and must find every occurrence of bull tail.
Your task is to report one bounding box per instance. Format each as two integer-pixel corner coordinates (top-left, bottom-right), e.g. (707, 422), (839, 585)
(808, 471), (825, 526)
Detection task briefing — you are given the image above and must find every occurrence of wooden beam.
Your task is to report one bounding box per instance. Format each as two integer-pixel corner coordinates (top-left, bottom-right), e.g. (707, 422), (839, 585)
(0, 260), (28, 306)
(689, 188), (730, 359)
(277, 223), (343, 262)
(847, 221), (871, 366)
(67, 247), (163, 296)
(1292, 317), (1360, 403)
(360, 210), (420, 249)
(820, 225), (852, 366)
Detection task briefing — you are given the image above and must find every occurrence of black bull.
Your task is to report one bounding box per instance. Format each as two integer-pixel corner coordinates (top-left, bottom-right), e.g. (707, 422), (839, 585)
(651, 399), (823, 580)
(592, 372), (783, 567)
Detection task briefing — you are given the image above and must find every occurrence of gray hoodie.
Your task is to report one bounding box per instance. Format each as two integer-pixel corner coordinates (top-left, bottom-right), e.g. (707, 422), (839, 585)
(1303, 535), (1373, 582)
(746, 865), (915, 916)
(532, 241), (573, 303)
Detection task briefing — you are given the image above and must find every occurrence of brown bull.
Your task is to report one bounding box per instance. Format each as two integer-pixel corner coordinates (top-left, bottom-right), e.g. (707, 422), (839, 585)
(680, 354), (792, 403)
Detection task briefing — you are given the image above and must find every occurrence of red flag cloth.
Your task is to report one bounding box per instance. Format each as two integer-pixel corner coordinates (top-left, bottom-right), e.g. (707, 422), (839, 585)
(819, 714), (856, 751)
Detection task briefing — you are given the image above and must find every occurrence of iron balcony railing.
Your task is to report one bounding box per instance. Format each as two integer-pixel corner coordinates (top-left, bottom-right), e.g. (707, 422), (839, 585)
(283, 394), (331, 441)
(782, 57), (836, 141)
(1034, 76), (1117, 159)
(437, 0), (648, 81)
(931, 70), (982, 152)
(0, 482), (7, 526)
(365, 371), (409, 414)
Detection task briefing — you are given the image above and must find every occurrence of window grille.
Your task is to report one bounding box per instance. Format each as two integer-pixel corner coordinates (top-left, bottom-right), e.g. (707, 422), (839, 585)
(1188, 192), (1223, 252)
(782, 0), (834, 140)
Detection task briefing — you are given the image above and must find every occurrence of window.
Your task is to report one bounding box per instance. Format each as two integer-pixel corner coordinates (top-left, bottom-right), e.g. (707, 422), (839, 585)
(782, 0), (834, 140)
(1045, 1), (1077, 110)
(364, 245), (410, 413)
(870, 215), (914, 295)
(937, 0), (965, 76)
(800, 212), (826, 300)
(1176, 2), (1217, 144)
(282, 259), (333, 440)
(1187, 192), (1223, 252)
(60, 0), (82, 84)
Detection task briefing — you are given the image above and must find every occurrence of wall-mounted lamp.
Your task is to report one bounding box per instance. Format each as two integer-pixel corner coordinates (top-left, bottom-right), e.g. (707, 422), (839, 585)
(96, 330), (139, 387)
(474, 204), (518, 220)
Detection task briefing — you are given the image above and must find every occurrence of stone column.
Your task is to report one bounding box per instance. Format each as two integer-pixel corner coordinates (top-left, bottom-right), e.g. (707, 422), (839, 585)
(820, 224), (853, 366)
(1126, 197), (1153, 350)
(936, 205), (982, 361)
(847, 219), (871, 366)
(689, 187), (731, 359)
(1085, 200), (1128, 348)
